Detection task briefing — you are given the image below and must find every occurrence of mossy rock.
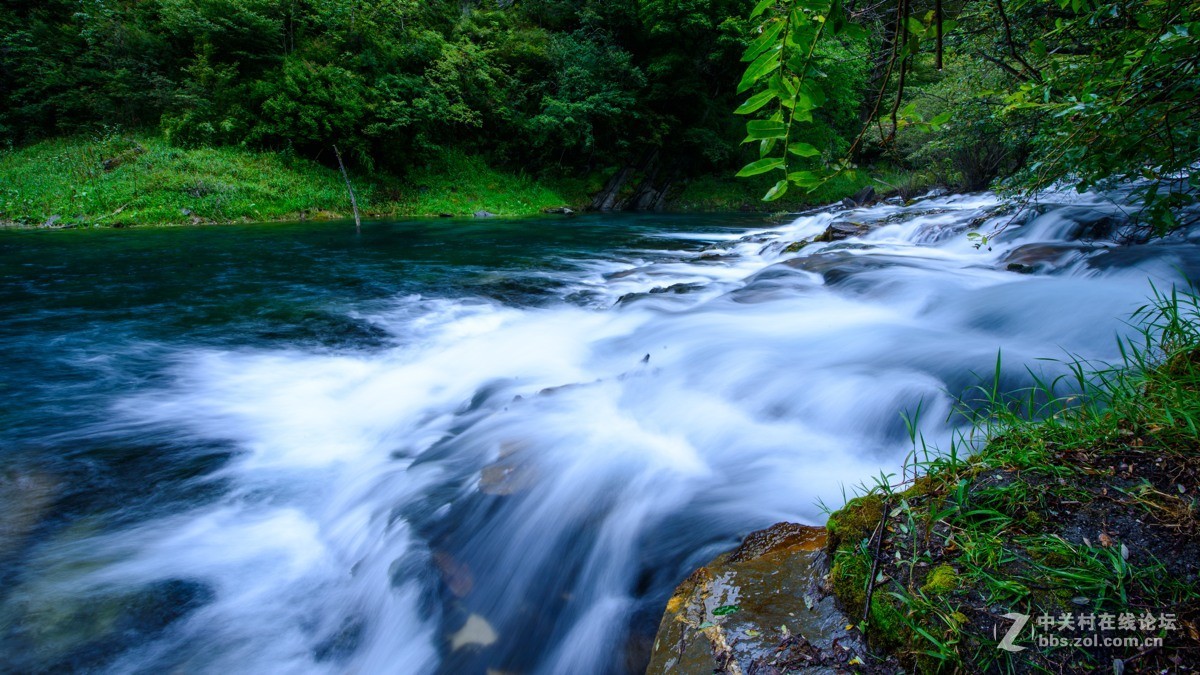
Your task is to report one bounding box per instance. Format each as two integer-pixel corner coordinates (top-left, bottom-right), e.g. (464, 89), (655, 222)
(828, 550), (871, 611)
(825, 493), (884, 553)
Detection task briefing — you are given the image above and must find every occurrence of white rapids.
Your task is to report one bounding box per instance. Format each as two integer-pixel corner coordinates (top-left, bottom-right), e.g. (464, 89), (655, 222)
(20, 190), (1200, 674)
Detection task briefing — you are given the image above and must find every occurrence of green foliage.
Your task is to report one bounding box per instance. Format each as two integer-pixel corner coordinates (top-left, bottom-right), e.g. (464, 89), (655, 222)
(253, 58), (370, 153)
(734, 0), (869, 201)
(997, 0), (1200, 232)
(0, 0), (813, 185)
(739, 0), (1198, 229)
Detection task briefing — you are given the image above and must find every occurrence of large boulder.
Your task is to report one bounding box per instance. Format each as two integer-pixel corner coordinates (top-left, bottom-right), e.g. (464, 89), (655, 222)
(647, 523), (868, 674)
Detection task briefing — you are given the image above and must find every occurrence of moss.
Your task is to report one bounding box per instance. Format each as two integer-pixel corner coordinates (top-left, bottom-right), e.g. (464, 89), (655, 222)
(783, 240), (810, 254)
(866, 593), (909, 652)
(829, 551), (871, 612)
(921, 565), (960, 596)
(825, 494), (884, 553)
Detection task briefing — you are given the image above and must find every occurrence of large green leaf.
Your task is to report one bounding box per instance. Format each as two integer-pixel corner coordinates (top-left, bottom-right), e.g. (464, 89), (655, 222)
(763, 179), (789, 201)
(744, 119), (787, 140)
(750, 0), (775, 19)
(787, 170), (823, 188)
(737, 157), (785, 177)
(787, 142), (821, 157)
(737, 50), (782, 94)
(735, 89), (778, 115)
(742, 20), (785, 62)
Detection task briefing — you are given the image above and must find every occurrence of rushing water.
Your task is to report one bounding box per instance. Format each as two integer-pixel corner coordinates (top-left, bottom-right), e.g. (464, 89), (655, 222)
(2, 193), (1199, 674)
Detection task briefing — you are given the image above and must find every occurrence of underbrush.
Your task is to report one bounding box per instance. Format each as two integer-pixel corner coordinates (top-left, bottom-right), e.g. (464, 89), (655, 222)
(826, 286), (1200, 672)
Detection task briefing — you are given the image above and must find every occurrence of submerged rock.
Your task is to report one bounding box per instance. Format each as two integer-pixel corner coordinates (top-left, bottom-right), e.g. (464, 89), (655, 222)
(647, 523), (867, 674)
(0, 470), (57, 558)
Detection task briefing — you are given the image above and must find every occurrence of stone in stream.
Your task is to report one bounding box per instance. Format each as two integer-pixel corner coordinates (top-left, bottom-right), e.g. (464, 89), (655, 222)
(816, 221), (872, 242)
(647, 522), (867, 674)
(480, 440), (538, 496)
(999, 242), (1090, 273)
(451, 613), (499, 651)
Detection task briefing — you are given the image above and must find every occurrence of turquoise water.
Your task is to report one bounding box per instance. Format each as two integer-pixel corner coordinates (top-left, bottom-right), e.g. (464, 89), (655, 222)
(0, 213), (764, 673)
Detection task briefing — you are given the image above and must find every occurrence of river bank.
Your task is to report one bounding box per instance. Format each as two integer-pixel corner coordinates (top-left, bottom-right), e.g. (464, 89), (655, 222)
(0, 135), (926, 228)
(650, 290), (1200, 673)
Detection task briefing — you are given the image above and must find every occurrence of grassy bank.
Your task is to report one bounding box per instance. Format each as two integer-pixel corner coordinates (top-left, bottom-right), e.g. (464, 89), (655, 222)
(0, 135), (593, 227)
(826, 288), (1200, 672)
(0, 135), (937, 228)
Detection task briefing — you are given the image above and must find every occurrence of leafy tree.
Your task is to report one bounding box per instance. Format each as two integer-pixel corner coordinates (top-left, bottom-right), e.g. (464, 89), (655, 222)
(735, 0), (1199, 231)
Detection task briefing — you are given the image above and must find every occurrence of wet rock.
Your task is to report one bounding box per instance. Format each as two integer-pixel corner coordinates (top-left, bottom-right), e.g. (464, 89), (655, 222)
(616, 283), (705, 306)
(772, 251), (928, 287)
(543, 207), (575, 216)
(433, 550), (475, 597)
(4, 578), (212, 672)
(604, 268), (640, 280)
(1058, 206), (1120, 240)
(815, 221), (871, 243)
(479, 461), (537, 496)
(647, 523), (867, 674)
(473, 210), (497, 219)
(850, 186), (876, 207)
(696, 252), (739, 262)
(1000, 243), (1089, 273)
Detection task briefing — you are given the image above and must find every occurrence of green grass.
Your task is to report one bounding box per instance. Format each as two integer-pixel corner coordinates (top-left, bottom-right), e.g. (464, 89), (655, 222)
(0, 134), (593, 227)
(826, 286), (1200, 672)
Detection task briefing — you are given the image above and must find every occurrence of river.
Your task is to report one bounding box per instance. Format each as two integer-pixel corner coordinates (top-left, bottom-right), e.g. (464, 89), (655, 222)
(1, 192), (1197, 674)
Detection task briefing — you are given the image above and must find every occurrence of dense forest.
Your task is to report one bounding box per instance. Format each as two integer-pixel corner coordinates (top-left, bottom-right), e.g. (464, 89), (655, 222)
(1, 0), (1197, 220)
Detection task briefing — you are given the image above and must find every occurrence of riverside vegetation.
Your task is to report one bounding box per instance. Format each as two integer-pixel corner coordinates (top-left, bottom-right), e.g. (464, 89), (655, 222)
(822, 287), (1200, 672)
(11, 0), (1196, 227)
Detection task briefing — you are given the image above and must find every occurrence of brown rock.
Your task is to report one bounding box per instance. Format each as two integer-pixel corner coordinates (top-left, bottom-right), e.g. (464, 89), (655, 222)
(646, 523), (864, 674)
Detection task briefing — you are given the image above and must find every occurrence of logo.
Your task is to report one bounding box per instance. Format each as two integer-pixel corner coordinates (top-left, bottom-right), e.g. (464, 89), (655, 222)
(997, 612), (1030, 652)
